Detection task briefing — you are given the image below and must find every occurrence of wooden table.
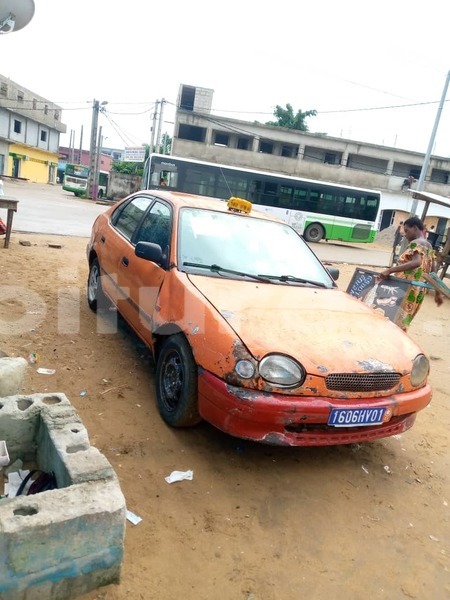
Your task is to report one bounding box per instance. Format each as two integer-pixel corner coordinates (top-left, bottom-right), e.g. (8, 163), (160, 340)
(0, 195), (18, 249)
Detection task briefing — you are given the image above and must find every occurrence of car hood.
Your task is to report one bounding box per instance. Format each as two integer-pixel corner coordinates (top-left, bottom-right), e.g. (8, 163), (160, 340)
(188, 276), (421, 375)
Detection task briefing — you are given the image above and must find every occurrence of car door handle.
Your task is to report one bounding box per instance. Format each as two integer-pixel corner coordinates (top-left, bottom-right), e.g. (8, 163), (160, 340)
(121, 256), (129, 267)
(100, 236), (106, 243)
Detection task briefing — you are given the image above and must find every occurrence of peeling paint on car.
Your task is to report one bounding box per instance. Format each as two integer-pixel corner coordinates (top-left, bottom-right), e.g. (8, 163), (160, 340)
(357, 359), (394, 372)
(220, 310), (234, 319)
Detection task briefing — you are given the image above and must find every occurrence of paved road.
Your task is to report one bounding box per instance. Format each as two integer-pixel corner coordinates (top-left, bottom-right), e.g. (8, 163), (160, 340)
(309, 239), (392, 267)
(4, 180), (108, 238)
(2, 180), (392, 267)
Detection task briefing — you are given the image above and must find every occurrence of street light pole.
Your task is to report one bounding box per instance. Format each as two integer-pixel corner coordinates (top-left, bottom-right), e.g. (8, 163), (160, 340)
(87, 99), (100, 199)
(87, 100), (107, 198)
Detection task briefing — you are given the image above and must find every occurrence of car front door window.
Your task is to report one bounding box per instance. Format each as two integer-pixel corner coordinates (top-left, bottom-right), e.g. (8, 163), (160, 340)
(135, 201), (172, 263)
(113, 196), (153, 240)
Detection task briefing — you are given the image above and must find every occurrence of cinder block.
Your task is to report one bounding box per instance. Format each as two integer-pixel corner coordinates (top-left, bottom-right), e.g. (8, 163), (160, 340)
(0, 357), (28, 396)
(0, 393), (126, 599)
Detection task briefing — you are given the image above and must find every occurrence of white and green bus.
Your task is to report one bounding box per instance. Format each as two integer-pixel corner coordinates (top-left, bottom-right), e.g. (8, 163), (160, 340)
(141, 154), (381, 243)
(62, 163), (109, 199)
(62, 163), (90, 197)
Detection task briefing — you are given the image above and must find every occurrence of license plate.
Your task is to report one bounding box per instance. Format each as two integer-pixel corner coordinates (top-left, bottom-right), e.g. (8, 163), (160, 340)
(328, 407), (387, 427)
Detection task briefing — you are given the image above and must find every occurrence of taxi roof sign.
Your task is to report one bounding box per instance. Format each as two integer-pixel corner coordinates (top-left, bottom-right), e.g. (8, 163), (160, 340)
(227, 197), (252, 214)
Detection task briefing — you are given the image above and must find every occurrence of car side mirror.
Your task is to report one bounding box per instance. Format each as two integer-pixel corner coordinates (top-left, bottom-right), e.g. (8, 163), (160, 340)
(135, 241), (163, 265)
(326, 266), (340, 281)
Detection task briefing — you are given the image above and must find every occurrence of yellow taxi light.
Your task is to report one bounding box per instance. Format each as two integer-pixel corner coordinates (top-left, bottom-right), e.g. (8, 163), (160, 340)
(227, 197), (252, 214)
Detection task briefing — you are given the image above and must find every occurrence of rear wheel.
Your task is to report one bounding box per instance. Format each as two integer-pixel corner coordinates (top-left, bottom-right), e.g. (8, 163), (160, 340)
(87, 258), (107, 312)
(304, 223), (325, 243)
(156, 335), (201, 427)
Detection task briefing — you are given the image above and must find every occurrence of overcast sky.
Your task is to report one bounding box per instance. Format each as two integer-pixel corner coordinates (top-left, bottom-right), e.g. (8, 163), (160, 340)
(2, 0), (450, 157)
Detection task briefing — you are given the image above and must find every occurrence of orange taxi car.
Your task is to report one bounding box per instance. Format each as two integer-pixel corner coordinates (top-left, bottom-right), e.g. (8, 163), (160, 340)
(86, 191), (432, 446)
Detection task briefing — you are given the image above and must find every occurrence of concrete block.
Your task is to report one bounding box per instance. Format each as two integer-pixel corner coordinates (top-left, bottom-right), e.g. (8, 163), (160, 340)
(0, 393), (126, 599)
(0, 357), (28, 397)
(0, 394), (71, 463)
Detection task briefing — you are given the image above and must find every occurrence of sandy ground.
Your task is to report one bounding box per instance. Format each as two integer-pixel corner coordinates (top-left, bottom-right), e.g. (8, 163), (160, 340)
(0, 233), (449, 600)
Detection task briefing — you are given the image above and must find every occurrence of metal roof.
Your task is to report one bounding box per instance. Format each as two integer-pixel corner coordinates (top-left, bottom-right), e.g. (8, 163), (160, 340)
(410, 190), (450, 209)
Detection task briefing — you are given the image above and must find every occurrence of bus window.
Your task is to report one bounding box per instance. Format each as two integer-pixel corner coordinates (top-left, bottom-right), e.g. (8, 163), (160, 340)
(279, 185), (293, 208)
(261, 181), (278, 206)
(184, 167), (216, 196)
(248, 179), (263, 204)
(292, 187), (308, 210)
(141, 154), (381, 244)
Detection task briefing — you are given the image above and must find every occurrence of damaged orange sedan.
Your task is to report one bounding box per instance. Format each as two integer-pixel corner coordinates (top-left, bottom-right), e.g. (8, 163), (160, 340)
(86, 191), (432, 446)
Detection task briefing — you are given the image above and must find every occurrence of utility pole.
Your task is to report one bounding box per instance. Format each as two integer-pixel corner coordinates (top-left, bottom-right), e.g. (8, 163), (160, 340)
(396, 70), (450, 259)
(69, 129), (75, 163)
(409, 70), (450, 216)
(92, 125), (103, 200)
(149, 100), (159, 154)
(156, 98), (165, 154)
(78, 125), (83, 165)
(87, 99), (100, 199)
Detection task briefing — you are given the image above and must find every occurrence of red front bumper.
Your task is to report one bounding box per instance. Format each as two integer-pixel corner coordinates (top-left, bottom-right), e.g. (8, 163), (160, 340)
(197, 371), (432, 446)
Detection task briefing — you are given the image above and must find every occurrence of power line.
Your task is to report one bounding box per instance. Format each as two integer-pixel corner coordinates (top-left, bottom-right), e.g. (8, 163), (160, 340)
(102, 110), (141, 147)
(319, 99), (445, 114)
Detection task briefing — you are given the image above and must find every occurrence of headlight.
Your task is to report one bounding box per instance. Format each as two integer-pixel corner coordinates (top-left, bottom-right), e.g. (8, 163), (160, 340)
(259, 354), (305, 387)
(235, 360), (255, 379)
(410, 354), (429, 387)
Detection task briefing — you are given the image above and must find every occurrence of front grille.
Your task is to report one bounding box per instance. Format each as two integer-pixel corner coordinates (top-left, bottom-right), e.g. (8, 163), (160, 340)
(325, 372), (401, 392)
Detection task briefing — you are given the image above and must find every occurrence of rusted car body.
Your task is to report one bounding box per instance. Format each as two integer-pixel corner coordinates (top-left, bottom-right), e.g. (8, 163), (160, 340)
(87, 191), (432, 446)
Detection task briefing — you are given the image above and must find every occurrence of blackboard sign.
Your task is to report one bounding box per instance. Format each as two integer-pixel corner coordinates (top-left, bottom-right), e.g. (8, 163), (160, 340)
(346, 268), (411, 324)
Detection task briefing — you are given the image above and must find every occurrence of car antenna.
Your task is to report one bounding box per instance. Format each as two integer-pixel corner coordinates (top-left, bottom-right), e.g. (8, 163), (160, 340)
(219, 167), (233, 197)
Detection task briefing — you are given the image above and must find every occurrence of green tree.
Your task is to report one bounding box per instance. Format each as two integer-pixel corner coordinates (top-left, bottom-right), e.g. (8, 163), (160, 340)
(111, 161), (144, 175)
(265, 103), (317, 132)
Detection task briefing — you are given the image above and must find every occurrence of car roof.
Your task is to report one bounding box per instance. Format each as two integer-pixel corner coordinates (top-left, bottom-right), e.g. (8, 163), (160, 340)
(140, 190), (284, 223)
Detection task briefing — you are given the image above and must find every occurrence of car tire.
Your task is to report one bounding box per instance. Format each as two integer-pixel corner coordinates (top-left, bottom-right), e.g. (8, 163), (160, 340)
(156, 334), (201, 427)
(304, 223), (325, 243)
(87, 258), (107, 312)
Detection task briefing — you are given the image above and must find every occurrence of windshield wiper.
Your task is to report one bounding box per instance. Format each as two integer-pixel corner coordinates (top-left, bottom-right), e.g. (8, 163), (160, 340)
(257, 274), (327, 288)
(183, 262), (272, 283)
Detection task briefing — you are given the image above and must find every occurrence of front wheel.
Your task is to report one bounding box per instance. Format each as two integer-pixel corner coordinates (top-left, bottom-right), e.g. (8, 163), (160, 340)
(156, 334), (201, 427)
(304, 223), (325, 243)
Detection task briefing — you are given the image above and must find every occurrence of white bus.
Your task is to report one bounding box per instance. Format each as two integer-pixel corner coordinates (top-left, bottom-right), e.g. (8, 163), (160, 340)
(62, 163), (109, 199)
(141, 154), (381, 243)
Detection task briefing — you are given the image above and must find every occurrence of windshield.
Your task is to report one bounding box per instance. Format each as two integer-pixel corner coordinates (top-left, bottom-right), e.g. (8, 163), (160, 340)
(178, 207), (334, 287)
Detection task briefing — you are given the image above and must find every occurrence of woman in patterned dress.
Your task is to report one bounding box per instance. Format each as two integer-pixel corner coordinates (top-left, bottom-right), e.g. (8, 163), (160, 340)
(380, 216), (443, 331)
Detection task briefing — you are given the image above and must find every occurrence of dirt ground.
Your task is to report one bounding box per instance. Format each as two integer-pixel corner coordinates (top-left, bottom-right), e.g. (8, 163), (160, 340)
(0, 233), (449, 600)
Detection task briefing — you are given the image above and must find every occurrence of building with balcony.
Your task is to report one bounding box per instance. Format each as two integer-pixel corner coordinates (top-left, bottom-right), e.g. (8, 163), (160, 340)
(172, 84), (450, 236)
(0, 74), (66, 184)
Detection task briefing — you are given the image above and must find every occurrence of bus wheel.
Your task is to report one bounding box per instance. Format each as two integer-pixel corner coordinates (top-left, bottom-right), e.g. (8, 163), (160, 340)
(304, 223), (325, 243)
